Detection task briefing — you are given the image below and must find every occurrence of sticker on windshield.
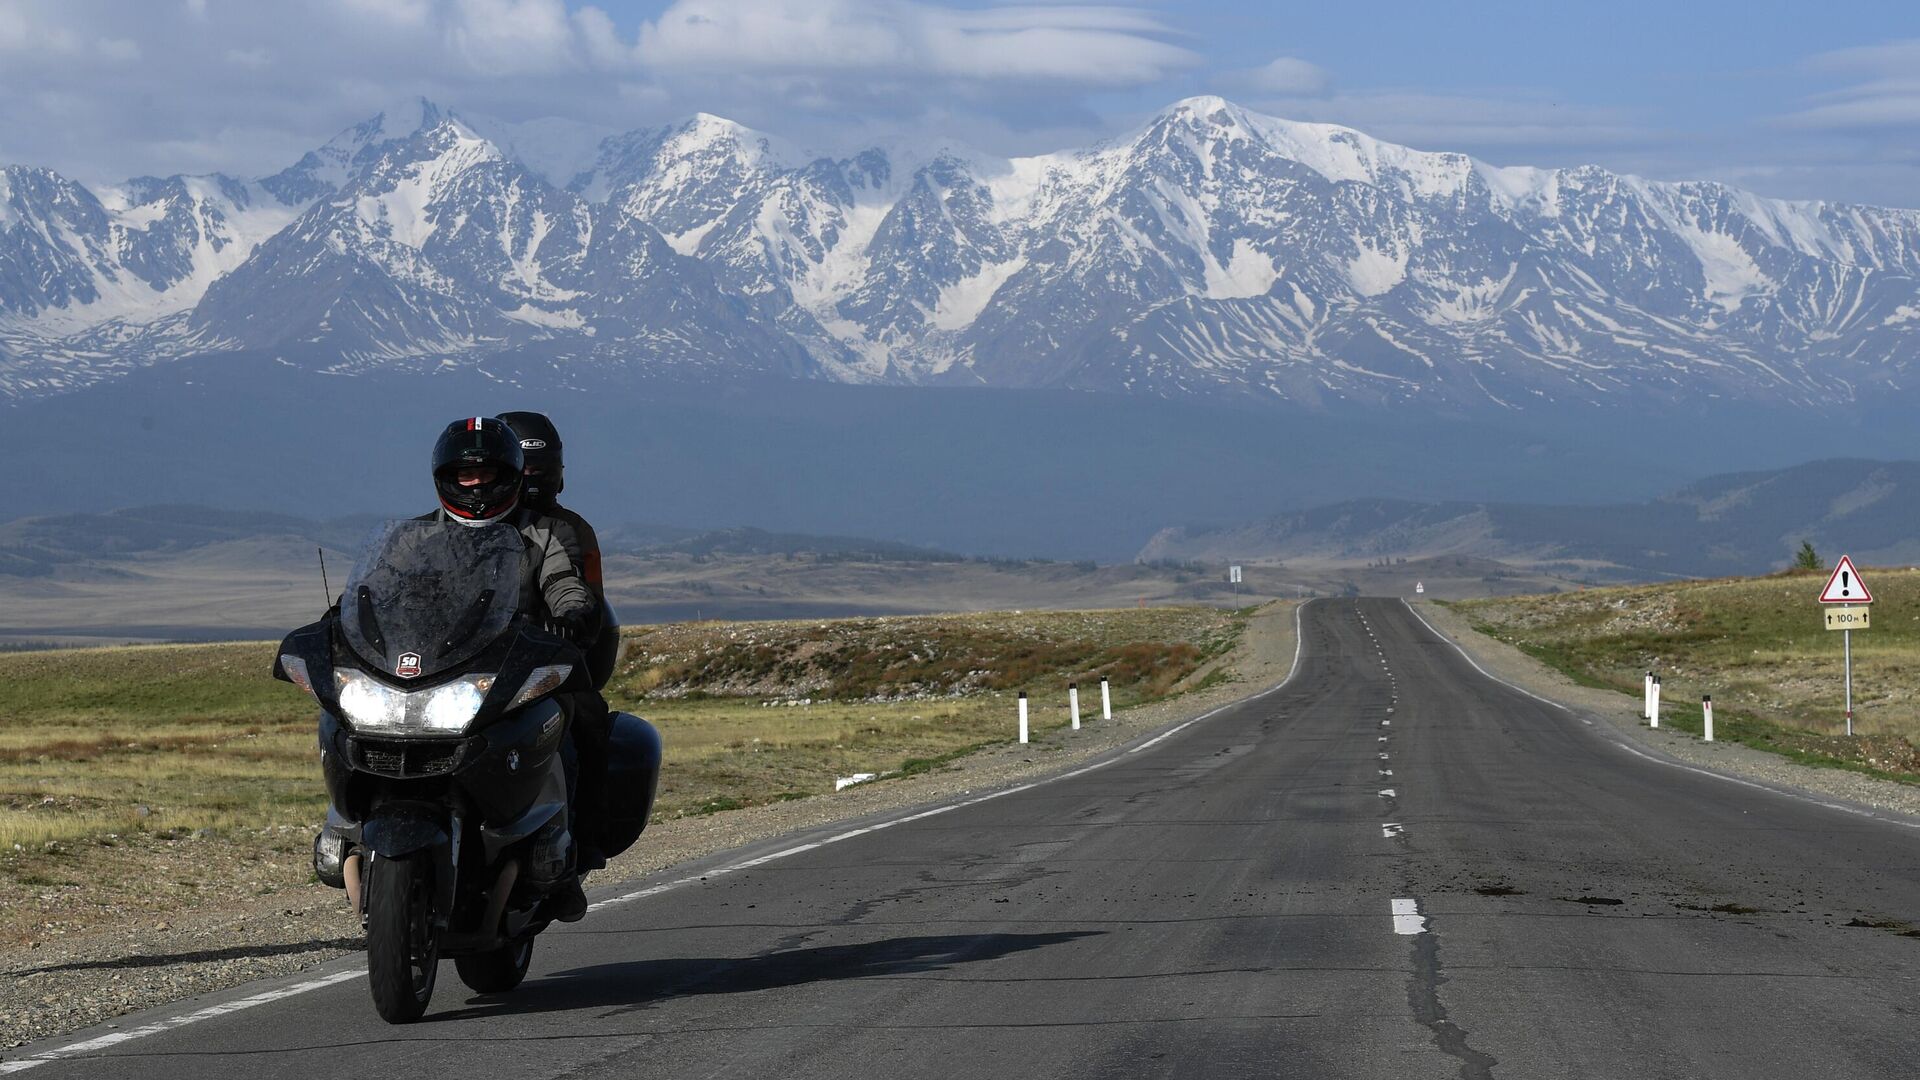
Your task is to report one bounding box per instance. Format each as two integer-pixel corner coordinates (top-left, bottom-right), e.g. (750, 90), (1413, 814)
(396, 652), (422, 679)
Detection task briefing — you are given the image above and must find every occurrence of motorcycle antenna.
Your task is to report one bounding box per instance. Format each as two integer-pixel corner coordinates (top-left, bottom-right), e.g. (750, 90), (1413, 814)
(317, 546), (332, 605)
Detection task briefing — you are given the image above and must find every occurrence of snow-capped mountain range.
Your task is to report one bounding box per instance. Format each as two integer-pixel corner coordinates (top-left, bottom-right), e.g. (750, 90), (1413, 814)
(5, 95), (1919, 407)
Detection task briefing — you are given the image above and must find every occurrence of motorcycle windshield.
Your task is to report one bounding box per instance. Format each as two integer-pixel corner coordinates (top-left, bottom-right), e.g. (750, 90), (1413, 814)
(340, 520), (524, 681)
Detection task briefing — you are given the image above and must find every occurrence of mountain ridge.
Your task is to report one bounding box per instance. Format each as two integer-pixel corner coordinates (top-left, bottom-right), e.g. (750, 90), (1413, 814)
(5, 96), (1920, 409)
(1138, 457), (1920, 579)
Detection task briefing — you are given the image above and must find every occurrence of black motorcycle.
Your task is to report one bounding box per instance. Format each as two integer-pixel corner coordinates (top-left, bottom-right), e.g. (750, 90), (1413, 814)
(274, 519), (661, 1023)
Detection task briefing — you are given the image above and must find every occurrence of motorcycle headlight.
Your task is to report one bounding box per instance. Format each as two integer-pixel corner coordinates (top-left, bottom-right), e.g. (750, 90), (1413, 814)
(507, 664), (573, 711)
(333, 672), (496, 735)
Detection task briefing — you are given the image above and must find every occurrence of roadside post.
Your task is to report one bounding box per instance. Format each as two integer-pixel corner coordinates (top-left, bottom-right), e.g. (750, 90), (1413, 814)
(1703, 696), (1714, 743)
(1018, 692), (1029, 744)
(1818, 555), (1873, 736)
(1643, 671), (1654, 721)
(1650, 676), (1661, 728)
(1100, 678), (1112, 720)
(1230, 564), (1243, 601)
(1070, 683), (1081, 730)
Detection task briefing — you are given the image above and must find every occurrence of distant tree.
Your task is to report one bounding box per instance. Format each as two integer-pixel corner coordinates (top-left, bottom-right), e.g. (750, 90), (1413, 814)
(1794, 541), (1821, 571)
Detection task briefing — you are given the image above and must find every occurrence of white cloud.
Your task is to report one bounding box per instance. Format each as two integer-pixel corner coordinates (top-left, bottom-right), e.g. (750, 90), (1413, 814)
(1217, 56), (1329, 97)
(95, 36), (140, 62)
(636, 0), (1196, 86)
(1780, 39), (1920, 132)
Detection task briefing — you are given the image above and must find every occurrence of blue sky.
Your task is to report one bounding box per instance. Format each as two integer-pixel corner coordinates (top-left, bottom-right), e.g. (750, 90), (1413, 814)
(3, 0), (1918, 206)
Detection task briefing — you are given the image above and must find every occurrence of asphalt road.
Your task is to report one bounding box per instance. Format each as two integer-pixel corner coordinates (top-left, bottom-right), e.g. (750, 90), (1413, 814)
(12, 599), (1920, 1078)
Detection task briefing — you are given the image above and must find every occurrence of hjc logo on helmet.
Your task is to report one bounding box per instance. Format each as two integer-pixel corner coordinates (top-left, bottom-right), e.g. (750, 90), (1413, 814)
(396, 652), (422, 679)
(520, 439), (547, 450)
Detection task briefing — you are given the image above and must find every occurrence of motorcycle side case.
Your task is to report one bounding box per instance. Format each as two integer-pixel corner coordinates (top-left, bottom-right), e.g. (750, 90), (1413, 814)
(600, 712), (661, 859)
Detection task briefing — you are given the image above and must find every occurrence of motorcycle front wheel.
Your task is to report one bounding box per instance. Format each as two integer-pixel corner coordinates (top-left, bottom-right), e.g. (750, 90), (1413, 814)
(366, 852), (439, 1023)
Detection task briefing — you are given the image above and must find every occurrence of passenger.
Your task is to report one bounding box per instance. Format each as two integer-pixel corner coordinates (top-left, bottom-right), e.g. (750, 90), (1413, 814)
(495, 412), (618, 876)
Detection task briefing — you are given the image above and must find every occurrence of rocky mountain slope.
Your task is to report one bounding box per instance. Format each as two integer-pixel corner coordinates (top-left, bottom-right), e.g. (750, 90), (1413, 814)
(5, 97), (1919, 407)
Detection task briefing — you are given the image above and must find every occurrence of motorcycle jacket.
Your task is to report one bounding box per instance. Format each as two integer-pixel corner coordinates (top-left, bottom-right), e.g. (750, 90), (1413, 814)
(419, 507), (593, 630)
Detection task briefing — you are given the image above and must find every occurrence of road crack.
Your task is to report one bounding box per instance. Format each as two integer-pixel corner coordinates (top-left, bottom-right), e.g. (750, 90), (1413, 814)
(1406, 921), (1499, 1079)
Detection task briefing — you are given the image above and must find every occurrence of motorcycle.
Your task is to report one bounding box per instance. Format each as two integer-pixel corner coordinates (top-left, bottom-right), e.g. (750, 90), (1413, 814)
(273, 519), (661, 1023)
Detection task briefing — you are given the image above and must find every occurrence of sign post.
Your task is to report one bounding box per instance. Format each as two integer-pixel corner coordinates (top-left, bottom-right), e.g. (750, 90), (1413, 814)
(1229, 564), (1243, 600)
(1818, 555), (1874, 736)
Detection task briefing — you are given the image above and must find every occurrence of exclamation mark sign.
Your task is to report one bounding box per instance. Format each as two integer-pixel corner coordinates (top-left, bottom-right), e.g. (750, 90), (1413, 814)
(1842, 570), (1851, 596)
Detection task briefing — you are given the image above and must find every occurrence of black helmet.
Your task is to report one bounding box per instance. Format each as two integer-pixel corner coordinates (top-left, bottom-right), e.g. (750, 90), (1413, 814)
(497, 410), (564, 510)
(432, 416), (524, 525)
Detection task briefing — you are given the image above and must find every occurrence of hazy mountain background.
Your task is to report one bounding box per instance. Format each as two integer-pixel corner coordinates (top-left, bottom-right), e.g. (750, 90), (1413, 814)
(6, 96), (1918, 571)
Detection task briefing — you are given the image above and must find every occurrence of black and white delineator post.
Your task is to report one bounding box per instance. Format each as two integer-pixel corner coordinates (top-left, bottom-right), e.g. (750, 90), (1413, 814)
(1069, 683), (1081, 730)
(1650, 676), (1662, 728)
(1018, 691), (1029, 744)
(1643, 671), (1654, 721)
(1702, 695), (1714, 742)
(1100, 678), (1112, 720)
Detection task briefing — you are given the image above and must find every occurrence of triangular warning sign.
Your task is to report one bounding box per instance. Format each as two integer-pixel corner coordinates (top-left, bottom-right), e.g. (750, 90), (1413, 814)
(1819, 555), (1873, 604)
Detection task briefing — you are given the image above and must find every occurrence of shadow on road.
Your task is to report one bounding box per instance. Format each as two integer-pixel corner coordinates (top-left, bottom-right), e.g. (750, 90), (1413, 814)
(431, 930), (1103, 1022)
(20, 937), (363, 975)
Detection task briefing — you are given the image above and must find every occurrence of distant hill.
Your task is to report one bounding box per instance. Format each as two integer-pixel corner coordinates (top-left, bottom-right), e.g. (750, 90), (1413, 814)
(0, 506), (382, 578)
(1140, 459), (1920, 579)
(0, 506), (964, 578)
(617, 526), (962, 562)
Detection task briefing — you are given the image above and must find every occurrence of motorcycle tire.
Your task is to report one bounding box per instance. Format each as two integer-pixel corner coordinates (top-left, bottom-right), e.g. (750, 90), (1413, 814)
(455, 937), (534, 994)
(366, 852), (439, 1023)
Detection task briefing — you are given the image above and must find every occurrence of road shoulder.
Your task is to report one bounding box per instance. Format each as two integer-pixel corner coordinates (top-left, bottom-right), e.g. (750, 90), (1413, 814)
(1413, 599), (1920, 822)
(0, 601), (1298, 1052)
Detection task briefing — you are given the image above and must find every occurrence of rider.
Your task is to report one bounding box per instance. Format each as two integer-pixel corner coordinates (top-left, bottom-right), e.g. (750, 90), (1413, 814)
(429, 416), (596, 920)
(495, 411), (618, 873)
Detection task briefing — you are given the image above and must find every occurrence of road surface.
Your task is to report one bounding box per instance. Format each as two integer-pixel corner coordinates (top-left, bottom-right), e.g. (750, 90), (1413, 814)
(10, 598), (1919, 1078)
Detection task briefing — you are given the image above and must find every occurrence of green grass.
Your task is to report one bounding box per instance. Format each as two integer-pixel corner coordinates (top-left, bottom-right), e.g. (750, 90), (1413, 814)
(0, 606), (1248, 859)
(1458, 570), (1920, 781)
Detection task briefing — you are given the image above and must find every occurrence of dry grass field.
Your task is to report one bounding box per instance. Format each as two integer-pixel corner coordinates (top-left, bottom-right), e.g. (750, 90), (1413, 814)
(0, 606), (1246, 941)
(1457, 568), (1920, 781)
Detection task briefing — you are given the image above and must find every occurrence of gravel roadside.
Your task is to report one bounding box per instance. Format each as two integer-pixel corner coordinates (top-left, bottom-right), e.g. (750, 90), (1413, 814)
(0, 601), (1299, 1050)
(1414, 600), (1920, 821)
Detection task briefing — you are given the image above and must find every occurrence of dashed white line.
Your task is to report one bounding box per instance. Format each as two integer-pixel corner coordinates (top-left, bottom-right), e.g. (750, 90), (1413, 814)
(1379, 788), (1396, 798)
(1382, 823), (1405, 839)
(1392, 898), (1428, 935)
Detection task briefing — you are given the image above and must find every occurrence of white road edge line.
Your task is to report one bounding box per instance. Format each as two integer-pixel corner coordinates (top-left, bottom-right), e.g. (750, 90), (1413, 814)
(1391, 898), (1427, 935)
(1404, 600), (1920, 834)
(4, 601), (1320, 1071)
(0, 970), (365, 1074)
(1612, 741), (1920, 831)
(1401, 600), (1571, 713)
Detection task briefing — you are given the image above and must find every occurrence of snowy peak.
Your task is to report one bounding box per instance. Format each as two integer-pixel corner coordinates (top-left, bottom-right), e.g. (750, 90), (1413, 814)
(8, 96), (1920, 411)
(262, 97), (454, 203)
(343, 116), (504, 249)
